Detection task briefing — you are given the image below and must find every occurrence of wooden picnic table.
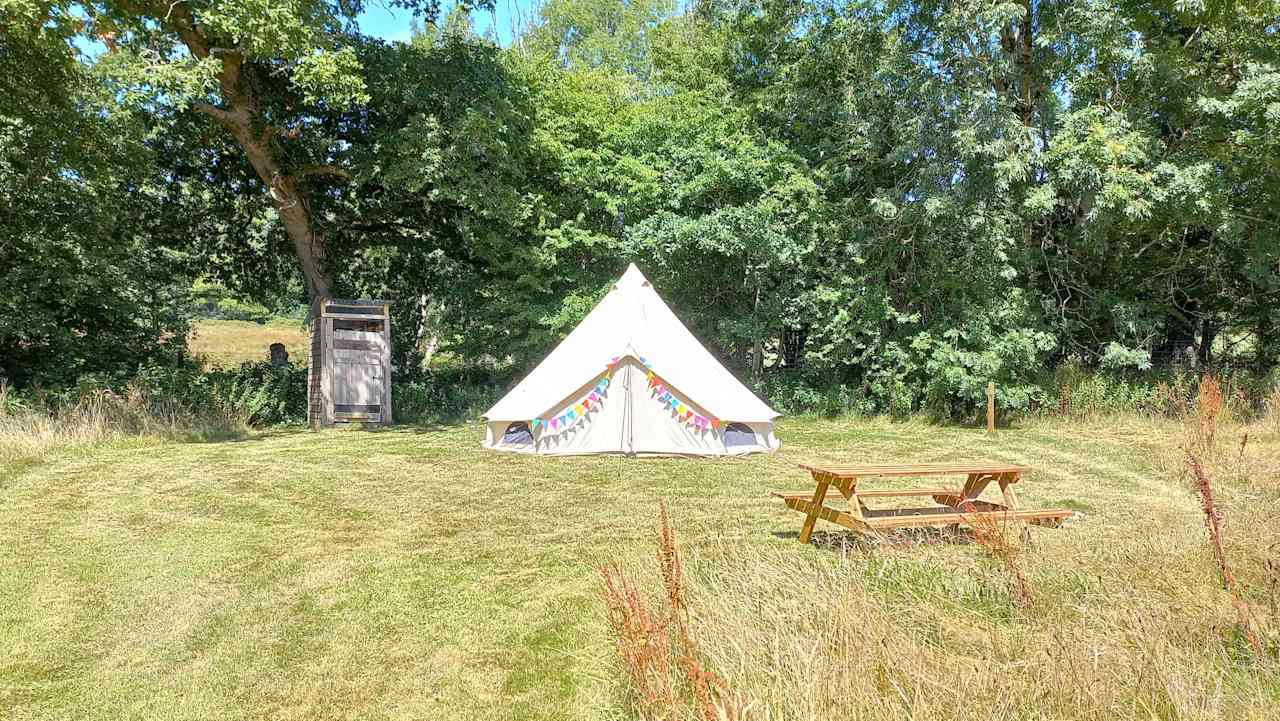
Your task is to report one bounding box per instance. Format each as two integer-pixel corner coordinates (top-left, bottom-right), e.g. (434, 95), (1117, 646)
(772, 462), (1073, 544)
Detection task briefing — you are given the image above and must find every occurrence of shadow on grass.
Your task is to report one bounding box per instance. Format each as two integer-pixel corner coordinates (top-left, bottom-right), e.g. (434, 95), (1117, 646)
(334, 423), (455, 434)
(177, 427), (296, 444)
(177, 422), (458, 445)
(788, 411), (1029, 432)
(773, 527), (977, 552)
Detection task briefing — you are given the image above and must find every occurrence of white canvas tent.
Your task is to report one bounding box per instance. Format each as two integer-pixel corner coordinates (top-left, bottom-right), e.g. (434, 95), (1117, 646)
(482, 264), (781, 456)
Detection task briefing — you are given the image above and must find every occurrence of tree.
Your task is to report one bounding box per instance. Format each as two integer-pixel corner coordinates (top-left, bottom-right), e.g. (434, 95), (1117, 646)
(526, 0), (675, 77)
(0, 20), (192, 386)
(6, 0), (486, 304)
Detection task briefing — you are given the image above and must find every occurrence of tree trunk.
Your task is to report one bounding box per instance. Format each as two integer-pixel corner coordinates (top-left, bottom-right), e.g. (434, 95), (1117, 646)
(167, 5), (333, 303)
(1016, 0), (1035, 124)
(998, 0), (1037, 124)
(751, 283), (764, 379)
(1256, 314), (1275, 375)
(1154, 311), (1199, 368)
(225, 121), (333, 301)
(1197, 317), (1218, 368)
(418, 294), (443, 368)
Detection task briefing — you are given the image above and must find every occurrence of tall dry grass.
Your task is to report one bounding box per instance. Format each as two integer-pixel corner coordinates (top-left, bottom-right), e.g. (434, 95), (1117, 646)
(1264, 384), (1280, 431)
(589, 375), (1280, 719)
(960, 502), (1032, 608)
(599, 501), (1277, 720)
(0, 381), (241, 473)
(670, 537), (1278, 721)
(599, 500), (747, 721)
(1179, 373), (1271, 656)
(1053, 366), (1267, 424)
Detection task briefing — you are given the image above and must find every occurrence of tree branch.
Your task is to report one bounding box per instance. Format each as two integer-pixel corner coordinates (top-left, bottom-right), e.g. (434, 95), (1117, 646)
(297, 165), (352, 181)
(191, 101), (238, 127)
(261, 125), (303, 143)
(161, 2), (211, 58)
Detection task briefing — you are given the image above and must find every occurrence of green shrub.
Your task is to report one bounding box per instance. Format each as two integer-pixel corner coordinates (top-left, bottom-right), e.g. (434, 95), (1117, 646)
(395, 377), (504, 425)
(129, 361), (307, 427)
(1049, 364), (1272, 420)
(205, 363), (309, 426)
(757, 373), (876, 418)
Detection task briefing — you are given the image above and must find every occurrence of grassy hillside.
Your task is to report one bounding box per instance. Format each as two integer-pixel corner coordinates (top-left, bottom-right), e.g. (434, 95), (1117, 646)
(1, 415), (1276, 719)
(189, 319), (309, 368)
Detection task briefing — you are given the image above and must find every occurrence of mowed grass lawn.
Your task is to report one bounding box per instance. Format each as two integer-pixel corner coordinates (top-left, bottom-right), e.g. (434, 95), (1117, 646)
(2, 416), (1277, 720)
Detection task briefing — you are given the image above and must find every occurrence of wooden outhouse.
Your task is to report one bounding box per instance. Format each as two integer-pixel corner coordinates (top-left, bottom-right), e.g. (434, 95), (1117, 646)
(308, 299), (393, 428)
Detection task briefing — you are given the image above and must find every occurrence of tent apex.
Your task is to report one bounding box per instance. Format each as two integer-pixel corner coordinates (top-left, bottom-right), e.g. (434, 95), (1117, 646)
(617, 262), (651, 288)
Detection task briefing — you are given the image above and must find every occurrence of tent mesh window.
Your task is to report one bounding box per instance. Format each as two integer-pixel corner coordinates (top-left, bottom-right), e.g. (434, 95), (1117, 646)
(503, 421), (534, 445)
(723, 422), (756, 447)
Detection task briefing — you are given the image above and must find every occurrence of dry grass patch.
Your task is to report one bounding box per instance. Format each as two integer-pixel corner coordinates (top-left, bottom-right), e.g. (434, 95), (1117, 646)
(0, 382), (243, 476)
(189, 319), (309, 368)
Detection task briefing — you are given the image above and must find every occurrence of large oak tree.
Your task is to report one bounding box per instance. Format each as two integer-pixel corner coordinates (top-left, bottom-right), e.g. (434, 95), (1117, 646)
(5, 0), (467, 302)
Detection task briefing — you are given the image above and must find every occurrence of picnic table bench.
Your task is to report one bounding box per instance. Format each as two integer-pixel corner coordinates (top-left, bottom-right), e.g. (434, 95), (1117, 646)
(772, 462), (1073, 543)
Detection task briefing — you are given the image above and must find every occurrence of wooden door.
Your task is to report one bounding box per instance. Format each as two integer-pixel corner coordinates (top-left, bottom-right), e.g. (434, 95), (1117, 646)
(331, 318), (386, 422)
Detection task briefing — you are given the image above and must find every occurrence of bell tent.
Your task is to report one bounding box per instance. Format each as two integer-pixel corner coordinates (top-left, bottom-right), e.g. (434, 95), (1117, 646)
(482, 264), (781, 456)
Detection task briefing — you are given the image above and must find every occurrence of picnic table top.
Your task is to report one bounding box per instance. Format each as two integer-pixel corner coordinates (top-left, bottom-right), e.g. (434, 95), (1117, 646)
(798, 461), (1032, 478)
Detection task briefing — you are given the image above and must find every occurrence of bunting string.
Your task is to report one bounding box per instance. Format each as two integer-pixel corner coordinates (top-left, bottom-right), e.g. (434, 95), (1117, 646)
(533, 367), (613, 435)
(531, 354), (717, 435)
(644, 361), (717, 432)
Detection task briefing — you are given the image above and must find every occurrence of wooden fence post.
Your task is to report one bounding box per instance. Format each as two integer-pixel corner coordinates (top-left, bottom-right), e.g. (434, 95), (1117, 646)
(987, 382), (996, 434)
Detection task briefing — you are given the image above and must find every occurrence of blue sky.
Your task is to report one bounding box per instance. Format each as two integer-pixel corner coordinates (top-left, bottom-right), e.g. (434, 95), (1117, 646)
(74, 1), (534, 57)
(357, 0), (534, 46)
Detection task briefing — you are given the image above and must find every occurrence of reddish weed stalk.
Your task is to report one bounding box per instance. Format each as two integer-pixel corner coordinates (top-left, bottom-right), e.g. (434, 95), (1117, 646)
(1184, 373), (1223, 462)
(1184, 451), (1233, 591)
(598, 564), (677, 714)
(961, 502), (1032, 608)
(1181, 374), (1262, 653)
(598, 500), (747, 720)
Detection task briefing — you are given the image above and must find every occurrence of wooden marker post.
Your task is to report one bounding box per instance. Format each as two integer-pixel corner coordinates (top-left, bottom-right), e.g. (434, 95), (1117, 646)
(987, 382), (996, 434)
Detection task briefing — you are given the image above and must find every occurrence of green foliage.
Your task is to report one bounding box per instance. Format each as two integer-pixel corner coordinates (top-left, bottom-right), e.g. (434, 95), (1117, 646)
(3, 359), (308, 429)
(527, 0), (675, 76)
(395, 375), (505, 425)
(190, 280), (306, 323)
(0, 25), (193, 388)
(3, 0), (1278, 421)
(126, 362), (308, 426)
(292, 47), (371, 108)
(204, 362), (309, 426)
(756, 374), (876, 418)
